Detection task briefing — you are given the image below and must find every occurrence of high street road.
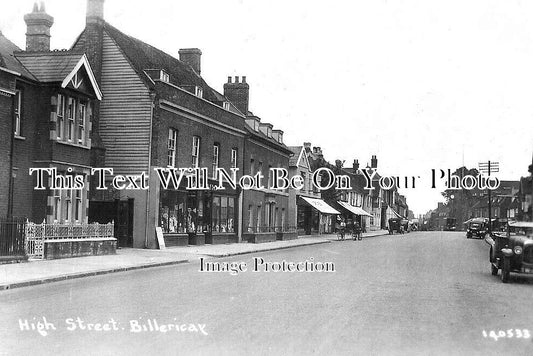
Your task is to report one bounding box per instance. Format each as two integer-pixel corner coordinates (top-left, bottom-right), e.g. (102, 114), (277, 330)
(1, 231), (532, 355)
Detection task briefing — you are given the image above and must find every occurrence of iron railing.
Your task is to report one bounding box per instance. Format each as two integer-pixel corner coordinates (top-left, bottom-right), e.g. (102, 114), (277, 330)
(25, 221), (114, 241)
(0, 216), (26, 257)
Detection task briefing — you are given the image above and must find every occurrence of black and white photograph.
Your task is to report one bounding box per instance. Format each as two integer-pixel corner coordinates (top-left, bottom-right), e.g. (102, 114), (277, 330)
(1, 0), (533, 354)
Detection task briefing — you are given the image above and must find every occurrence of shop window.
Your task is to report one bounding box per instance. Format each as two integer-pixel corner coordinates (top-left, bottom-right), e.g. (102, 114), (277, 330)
(212, 196), (235, 233)
(159, 191), (193, 233)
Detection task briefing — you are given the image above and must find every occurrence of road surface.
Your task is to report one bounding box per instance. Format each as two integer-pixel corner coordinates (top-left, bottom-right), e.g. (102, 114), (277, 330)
(1, 231), (532, 355)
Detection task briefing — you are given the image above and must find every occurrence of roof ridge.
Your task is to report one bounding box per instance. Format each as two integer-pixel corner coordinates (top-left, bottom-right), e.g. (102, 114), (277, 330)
(102, 21), (214, 92)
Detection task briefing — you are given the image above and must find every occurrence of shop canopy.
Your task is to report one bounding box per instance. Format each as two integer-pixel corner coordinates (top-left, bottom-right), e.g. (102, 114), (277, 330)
(337, 201), (373, 217)
(300, 197), (340, 215)
(390, 208), (403, 219)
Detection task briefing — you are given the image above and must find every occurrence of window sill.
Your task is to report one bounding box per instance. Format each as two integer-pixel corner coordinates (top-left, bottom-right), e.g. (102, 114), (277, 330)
(56, 140), (91, 150)
(14, 135), (26, 141)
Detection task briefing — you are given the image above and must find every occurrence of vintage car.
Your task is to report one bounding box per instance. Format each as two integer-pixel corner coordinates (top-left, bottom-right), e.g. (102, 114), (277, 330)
(388, 218), (409, 234)
(487, 221), (533, 283)
(465, 218), (487, 239)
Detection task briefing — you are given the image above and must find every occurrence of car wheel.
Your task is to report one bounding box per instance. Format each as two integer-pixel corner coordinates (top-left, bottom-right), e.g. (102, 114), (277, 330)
(491, 263), (498, 276)
(466, 233), (471, 239)
(501, 257), (510, 283)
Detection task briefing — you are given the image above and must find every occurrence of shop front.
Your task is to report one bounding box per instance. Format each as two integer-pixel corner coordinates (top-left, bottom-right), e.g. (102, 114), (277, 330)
(298, 196), (340, 235)
(337, 201), (373, 233)
(159, 182), (238, 245)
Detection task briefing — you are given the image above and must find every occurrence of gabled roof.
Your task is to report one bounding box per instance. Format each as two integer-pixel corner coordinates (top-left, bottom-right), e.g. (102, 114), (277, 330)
(0, 31), (35, 80)
(73, 22), (225, 104)
(15, 52), (102, 100)
(288, 146), (312, 170)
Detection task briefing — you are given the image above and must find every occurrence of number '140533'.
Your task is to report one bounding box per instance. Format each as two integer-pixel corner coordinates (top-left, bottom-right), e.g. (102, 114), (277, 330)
(482, 329), (531, 341)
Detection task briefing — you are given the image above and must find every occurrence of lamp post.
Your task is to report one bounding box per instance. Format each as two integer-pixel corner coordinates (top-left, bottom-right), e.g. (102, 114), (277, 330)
(479, 161), (499, 235)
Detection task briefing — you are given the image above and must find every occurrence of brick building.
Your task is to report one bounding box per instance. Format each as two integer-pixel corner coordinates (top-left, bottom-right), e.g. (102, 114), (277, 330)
(223, 77), (294, 243)
(0, 4), (102, 225)
(70, 0), (252, 247)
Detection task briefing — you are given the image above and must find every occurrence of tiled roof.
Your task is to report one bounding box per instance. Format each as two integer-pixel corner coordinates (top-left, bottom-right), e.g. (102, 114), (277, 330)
(288, 146), (302, 166)
(75, 22), (226, 104)
(0, 32), (36, 80)
(244, 125), (292, 155)
(15, 51), (83, 82)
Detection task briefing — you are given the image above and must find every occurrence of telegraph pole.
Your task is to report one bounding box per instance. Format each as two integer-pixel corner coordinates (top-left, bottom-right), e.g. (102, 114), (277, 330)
(479, 161), (499, 235)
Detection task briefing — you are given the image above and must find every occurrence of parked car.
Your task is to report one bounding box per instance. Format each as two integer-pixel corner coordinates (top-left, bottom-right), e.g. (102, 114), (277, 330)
(487, 221), (533, 283)
(465, 218), (487, 239)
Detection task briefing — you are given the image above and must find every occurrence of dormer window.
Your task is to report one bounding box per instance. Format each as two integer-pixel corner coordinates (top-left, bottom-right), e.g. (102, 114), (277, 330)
(195, 86), (203, 98)
(223, 102), (231, 111)
(160, 70), (169, 82)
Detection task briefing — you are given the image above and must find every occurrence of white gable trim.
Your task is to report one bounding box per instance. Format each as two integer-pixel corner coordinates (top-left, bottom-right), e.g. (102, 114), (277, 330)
(0, 66), (21, 76)
(296, 146), (311, 170)
(61, 54), (102, 100)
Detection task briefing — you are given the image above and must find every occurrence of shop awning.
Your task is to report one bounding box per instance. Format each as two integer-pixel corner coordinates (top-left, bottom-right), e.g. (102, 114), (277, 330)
(390, 208), (403, 219)
(337, 201), (373, 217)
(300, 197), (340, 215)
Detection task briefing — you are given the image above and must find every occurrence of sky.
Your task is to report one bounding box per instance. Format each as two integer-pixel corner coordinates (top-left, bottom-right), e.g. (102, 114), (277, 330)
(2, 0), (533, 215)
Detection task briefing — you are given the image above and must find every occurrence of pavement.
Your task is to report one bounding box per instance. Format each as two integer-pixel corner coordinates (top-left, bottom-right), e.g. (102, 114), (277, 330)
(0, 230), (389, 290)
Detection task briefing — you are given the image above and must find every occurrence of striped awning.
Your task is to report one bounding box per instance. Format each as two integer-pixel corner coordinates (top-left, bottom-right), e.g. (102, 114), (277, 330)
(300, 197), (340, 215)
(337, 201), (373, 217)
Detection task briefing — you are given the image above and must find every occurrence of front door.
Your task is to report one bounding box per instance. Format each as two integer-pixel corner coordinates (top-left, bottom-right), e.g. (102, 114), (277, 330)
(89, 199), (134, 247)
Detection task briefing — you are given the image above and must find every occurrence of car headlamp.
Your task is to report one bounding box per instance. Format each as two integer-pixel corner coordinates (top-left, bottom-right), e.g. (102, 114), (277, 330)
(513, 246), (523, 255)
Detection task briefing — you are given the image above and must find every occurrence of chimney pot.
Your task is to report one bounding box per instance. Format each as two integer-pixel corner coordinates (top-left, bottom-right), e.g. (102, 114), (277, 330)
(24, 2), (54, 51)
(224, 75), (250, 114)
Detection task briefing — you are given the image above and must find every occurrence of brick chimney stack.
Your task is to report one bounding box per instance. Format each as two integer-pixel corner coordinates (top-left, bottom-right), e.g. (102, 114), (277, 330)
(87, 0), (105, 24)
(224, 76), (250, 115)
(353, 159), (360, 172)
(24, 2), (54, 52)
(179, 48), (202, 75)
(371, 155), (378, 169)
